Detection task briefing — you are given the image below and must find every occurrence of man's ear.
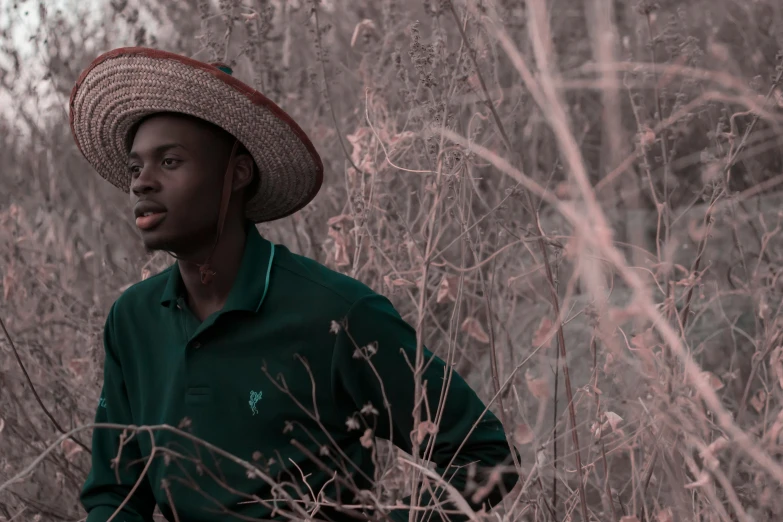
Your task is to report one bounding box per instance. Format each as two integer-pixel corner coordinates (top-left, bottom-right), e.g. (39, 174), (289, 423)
(232, 154), (255, 193)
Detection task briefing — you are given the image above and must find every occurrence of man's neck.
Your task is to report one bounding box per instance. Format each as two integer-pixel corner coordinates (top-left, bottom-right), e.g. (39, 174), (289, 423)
(177, 224), (247, 321)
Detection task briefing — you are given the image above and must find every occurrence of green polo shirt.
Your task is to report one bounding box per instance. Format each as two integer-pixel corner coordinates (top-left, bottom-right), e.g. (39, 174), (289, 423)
(80, 225), (518, 521)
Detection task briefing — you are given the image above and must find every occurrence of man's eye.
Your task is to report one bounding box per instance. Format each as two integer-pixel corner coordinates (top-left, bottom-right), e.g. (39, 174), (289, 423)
(162, 158), (180, 167)
(128, 165), (141, 175)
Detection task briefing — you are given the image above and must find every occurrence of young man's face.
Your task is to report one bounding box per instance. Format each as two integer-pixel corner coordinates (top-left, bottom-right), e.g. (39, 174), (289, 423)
(127, 113), (235, 256)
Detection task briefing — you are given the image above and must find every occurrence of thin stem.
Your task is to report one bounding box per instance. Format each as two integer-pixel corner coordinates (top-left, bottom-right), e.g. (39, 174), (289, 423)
(311, 2), (365, 176)
(448, 4), (585, 517)
(0, 313), (91, 454)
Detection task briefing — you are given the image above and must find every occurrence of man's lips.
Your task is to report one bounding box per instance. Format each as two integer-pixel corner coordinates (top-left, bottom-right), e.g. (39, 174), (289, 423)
(134, 200), (167, 231)
(135, 212), (167, 230)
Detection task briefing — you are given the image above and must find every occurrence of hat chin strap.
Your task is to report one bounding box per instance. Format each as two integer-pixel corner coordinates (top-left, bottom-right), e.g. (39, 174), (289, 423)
(163, 140), (243, 285)
(195, 139), (241, 285)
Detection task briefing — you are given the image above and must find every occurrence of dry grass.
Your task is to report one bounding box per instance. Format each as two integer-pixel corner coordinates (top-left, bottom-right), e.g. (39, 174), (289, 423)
(1, 0), (783, 520)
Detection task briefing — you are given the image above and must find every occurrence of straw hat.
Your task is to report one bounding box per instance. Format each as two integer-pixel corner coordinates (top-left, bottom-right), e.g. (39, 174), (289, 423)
(69, 47), (323, 223)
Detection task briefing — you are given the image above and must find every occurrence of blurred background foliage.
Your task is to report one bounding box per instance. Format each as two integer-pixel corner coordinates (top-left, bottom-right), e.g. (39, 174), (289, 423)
(1, 0), (783, 520)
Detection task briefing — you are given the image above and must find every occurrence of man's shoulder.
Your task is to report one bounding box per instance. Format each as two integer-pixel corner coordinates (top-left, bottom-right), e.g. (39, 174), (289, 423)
(271, 245), (380, 308)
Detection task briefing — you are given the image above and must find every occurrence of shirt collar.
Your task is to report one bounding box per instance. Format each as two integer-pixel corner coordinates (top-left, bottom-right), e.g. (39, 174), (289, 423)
(159, 224), (275, 313)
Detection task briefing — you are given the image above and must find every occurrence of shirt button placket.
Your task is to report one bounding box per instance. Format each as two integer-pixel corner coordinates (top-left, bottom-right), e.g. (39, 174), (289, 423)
(177, 298), (204, 404)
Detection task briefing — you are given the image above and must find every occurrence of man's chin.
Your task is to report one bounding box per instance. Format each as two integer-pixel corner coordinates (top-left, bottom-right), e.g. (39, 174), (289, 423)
(140, 232), (176, 255)
(139, 231), (204, 260)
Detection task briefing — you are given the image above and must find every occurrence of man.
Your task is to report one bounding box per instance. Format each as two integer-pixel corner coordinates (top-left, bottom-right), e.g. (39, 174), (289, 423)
(70, 47), (518, 522)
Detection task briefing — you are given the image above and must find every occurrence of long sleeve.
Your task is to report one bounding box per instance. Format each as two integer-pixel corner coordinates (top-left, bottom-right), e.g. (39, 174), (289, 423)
(331, 294), (519, 521)
(80, 303), (157, 522)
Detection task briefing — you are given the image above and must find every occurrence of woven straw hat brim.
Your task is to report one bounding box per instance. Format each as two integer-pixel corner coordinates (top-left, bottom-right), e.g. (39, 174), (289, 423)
(69, 47), (323, 223)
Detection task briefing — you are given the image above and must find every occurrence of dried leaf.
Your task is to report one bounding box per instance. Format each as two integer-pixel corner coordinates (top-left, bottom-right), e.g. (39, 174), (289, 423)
(327, 215), (353, 267)
(771, 346), (783, 390)
(684, 471), (710, 489)
(67, 358), (91, 380)
(466, 73), (481, 92)
(603, 352), (615, 374)
(384, 275), (415, 290)
(414, 421), (439, 444)
(389, 131), (416, 149)
(60, 438), (83, 462)
(404, 240), (424, 266)
(333, 238), (351, 267)
(327, 214), (353, 227)
(688, 218), (708, 242)
(437, 277), (451, 303)
(361, 402), (378, 416)
(656, 508), (673, 522)
(704, 436), (729, 457)
(701, 162), (721, 184)
(674, 273), (697, 287)
(766, 409), (783, 445)
(2, 263), (14, 301)
(532, 317), (554, 348)
(350, 19), (376, 47)
(620, 517), (641, 522)
(437, 276), (459, 303)
(513, 424), (534, 445)
(707, 40), (731, 62)
(630, 330), (658, 376)
(554, 181), (571, 199)
(701, 436), (729, 470)
(631, 329), (654, 350)
(525, 369), (550, 400)
(346, 127), (376, 176)
(750, 389), (767, 413)
(141, 267), (151, 280)
(461, 317), (490, 344)
(605, 411), (623, 431)
(702, 371), (724, 391)
(0, 417), (4, 435)
(360, 428), (374, 448)
(775, 88), (783, 109)
(639, 126), (656, 147)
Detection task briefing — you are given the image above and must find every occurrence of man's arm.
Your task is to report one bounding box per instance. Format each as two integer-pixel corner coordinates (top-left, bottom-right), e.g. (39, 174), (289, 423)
(331, 294), (520, 520)
(80, 303), (156, 522)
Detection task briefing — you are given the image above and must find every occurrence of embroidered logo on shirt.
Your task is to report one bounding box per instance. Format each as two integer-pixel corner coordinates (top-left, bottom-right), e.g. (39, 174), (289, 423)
(249, 390), (262, 415)
(98, 397), (107, 409)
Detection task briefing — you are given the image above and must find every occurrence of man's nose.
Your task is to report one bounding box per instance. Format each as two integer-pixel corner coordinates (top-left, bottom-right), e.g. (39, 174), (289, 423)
(130, 168), (159, 196)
